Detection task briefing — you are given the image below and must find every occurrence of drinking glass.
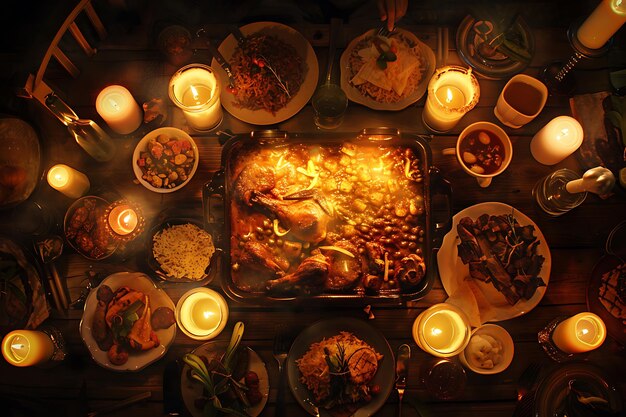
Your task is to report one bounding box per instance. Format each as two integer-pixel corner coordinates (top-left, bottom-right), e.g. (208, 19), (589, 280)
(312, 83), (348, 130)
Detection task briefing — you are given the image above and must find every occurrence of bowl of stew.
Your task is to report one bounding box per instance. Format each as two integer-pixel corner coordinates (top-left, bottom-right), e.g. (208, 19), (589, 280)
(456, 122), (512, 187)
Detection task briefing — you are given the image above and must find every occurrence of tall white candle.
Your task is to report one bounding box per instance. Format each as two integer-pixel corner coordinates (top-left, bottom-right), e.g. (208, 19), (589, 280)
(422, 66), (480, 132)
(169, 64), (223, 131)
(96, 85), (143, 135)
(47, 164), (90, 198)
(577, 0), (626, 50)
(2, 330), (55, 367)
(552, 312), (606, 353)
(530, 116), (584, 165)
(412, 303), (472, 357)
(176, 288), (228, 340)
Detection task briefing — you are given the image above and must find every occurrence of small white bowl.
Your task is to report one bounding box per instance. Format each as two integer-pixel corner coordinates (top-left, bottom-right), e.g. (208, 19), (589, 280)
(132, 127), (199, 193)
(460, 324), (514, 375)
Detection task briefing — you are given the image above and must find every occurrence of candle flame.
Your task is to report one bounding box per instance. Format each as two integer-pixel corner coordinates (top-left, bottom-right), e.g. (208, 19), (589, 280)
(108, 98), (120, 111)
(190, 85), (199, 101)
(203, 310), (215, 320)
(445, 88), (454, 104)
(123, 213), (132, 226)
(431, 327), (443, 336)
(557, 128), (569, 140)
(581, 328), (589, 335)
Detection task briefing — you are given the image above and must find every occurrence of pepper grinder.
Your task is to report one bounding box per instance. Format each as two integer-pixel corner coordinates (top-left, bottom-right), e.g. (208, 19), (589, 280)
(533, 166), (615, 216)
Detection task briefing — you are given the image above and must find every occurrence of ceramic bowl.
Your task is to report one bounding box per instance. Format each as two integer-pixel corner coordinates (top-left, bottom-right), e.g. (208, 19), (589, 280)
(460, 324), (514, 375)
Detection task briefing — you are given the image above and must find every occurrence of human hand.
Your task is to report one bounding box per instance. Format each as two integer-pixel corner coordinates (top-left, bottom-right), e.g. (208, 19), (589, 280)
(377, 0), (408, 31)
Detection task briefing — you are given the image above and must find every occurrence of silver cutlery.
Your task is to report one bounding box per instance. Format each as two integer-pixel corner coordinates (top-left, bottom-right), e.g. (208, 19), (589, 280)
(395, 344), (410, 417)
(273, 325), (291, 417)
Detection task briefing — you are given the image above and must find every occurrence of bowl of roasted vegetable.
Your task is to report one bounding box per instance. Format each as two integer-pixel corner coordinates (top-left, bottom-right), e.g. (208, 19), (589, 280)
(64, 196), (119, 260)
(133, 127), (199, 193)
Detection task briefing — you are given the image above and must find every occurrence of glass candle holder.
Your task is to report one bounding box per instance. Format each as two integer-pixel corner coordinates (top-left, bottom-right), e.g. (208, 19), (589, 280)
(175, 287), (228, 340)
(412, 303), (472, 358)
(538, 313), (607, 362)
(169, 64), (223, 131)
(422, 66), (480, 133)
(103, 199), (145, 242)
(2, 327), (65, 367)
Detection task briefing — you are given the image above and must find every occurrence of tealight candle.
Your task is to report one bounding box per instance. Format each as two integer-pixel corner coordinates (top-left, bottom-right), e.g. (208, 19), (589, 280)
(422, 66), (480, 133)
(107, 204), (138, 236)
(46, 164), (90, 198)
(169, 64), (222, 131)
(577, 0), (626, 50)
(176, 288), (228, 340)
(95, 85), (143, 135)
(551, 312), (606, 353)
(413, 303), (472, 357)
(530, 116), (584, 165)
(2, 330), (55, 367)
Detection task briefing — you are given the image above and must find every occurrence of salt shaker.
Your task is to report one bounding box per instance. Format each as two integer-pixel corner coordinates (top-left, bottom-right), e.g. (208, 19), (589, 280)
(533, 166), (615, 216)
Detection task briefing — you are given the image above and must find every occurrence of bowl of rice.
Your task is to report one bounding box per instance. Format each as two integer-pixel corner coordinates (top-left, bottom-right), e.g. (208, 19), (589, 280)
(148, 218), (216, 283)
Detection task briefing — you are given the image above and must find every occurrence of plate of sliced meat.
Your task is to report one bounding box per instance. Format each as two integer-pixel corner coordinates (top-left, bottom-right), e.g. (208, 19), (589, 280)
(437, 202), (551, 326)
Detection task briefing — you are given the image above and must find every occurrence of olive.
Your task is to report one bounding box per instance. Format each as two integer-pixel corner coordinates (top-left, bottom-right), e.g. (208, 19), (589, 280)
(401, 225), (410, 232)
(264, 229), (273, 236)
(268, 239), (275, 246)
(394, 251), (403, 259)
(399, 241), (408, 248)
(256, 226), (264, 234)
(408, 242), (417, 250)
(357, 224), (371, 233)
(408, 235), (417, 241)
(391, 234), (400, 242)
(419, 237), (424, 243)
(384, 238), (393, 245)
(388, 279), (396, 287)
(416, 247), (423, 255)
(402, 233), (411, 240)
(384, 226), (393, 235)
(419, 229), (425, 236)
(276, 239), (284, 247)
(373, 218), (385, 228)
(303, 242), (310, 249)
(410, 227), (419, 235)
(262, 219), (272, 228)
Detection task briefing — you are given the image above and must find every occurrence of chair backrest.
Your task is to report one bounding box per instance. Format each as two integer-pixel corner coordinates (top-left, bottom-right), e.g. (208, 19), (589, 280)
(19, 0), (107, 105)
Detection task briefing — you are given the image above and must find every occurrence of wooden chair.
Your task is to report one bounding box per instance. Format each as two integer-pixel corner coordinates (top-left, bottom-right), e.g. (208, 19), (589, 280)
(18, 0), (107, 106)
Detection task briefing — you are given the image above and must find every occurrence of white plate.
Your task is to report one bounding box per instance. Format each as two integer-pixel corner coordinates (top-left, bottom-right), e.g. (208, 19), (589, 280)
(132, 127), (199, 193)
(213, 22), (319, 125)
(340, 28), (435, 111)
(79, 272), (176, 371)
(437, 202), (551, 325)
(181, 342), (269, 417)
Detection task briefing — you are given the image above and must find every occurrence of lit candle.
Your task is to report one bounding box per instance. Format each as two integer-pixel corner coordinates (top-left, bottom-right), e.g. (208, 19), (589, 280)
(422, 66), (480, 133)
(552, 312), (606, 353)
(95, 85), (143, 135)
(169, 64), (222, 131)
(2, 330), (55, 367)
(46, 164), (90, 199)
(176, 288), (228, 340)
(107, 204), (138, 236)
(577, 0), (626, 50)
(413, 303), (472, 357)
(530, 116), (584, 165)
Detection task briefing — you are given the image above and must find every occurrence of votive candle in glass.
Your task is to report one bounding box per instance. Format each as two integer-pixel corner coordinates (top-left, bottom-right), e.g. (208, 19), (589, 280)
(176, 288), (228, 340)
(577, 0), (626, 50)
(47, 164), (90, 199)
(169, 64), (222, 131)
(412, 303), (472, 357)
(552, 312), (606, 354)
(95, 85), (143, 135)
(422, 66), (480, 133)
(104, 199), (144, 242)
(530, 116), (584, 165)
(2, 330), (55, 367)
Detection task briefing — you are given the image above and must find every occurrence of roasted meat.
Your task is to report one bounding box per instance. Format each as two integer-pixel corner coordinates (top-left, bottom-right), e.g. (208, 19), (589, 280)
(128, 295), (159, 351)
(234, 165), (276, 206)
(105, 287), (144, 327)
(252, 193), (330, 244)
(323, 241), (363, 291)
(239, 241), (289, 275)
(266, 254), (329, 294)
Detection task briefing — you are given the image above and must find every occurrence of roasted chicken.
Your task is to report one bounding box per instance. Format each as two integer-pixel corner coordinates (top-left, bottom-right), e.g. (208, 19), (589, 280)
(239, 241), (289, 275)
(267, 253), (329, 294)
(234, 165), (276, 206)
(128, 295), (159, 351)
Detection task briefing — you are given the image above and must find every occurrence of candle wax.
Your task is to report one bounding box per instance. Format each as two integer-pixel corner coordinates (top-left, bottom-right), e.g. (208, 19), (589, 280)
(423, 311), (456, 351)
(46, 164), (90, 199)
(108, 205), (138, 235)
(577, 0), (626, 50)
(435, 85), (465, 109)
(191, 297), (222, 334)
(552, 312), (606, 353)
(48, 166), (69, 188)
(2, 330), (55, 367)
(576, 318), (599, 344)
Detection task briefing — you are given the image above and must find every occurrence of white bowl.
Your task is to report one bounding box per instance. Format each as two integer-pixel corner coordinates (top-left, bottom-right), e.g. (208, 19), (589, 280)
(459, 324), (514, 375)
(132, 127), (199, 193)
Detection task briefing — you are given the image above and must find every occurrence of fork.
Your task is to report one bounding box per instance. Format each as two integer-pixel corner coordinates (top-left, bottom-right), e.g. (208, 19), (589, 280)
(273, 325), (290, 417)
(377, 25), (396, 38)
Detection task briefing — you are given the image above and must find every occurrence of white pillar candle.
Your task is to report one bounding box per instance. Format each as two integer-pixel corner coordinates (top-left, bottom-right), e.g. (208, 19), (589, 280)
(95, 85), (143, 135)
(422, 66), (480, 132)
(107, 204), (138, 236)
(577, 0), (626, 50)
(176, 288), (228, 340)
(2, 330), (55, 367)
(530, 116), (584, 165)
(46, 164), (90, 198)
(412, 303), (472, 357)
(552, 312), (606, 353)
(169, 64), (223, 131)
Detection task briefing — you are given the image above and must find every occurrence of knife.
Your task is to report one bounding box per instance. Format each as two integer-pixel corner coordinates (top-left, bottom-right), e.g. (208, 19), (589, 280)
(163, 360), (183, 416)
(395, 344), (410, 417)
(196, 29), (236, 91)
(229, 25), (247, 46)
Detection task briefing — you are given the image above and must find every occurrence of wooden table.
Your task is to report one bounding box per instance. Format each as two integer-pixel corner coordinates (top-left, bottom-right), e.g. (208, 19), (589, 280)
(1, 2), (625, 416)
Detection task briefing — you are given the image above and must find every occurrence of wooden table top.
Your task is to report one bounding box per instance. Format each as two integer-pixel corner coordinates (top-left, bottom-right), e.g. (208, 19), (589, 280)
(1, 2), (625, 416)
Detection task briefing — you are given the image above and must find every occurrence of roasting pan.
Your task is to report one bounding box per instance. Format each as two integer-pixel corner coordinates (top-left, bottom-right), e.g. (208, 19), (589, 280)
(203, 128), (452, 305)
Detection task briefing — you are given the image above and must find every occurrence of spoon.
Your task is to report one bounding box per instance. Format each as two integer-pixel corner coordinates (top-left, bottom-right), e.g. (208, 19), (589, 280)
(34, 235), (68, 310)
